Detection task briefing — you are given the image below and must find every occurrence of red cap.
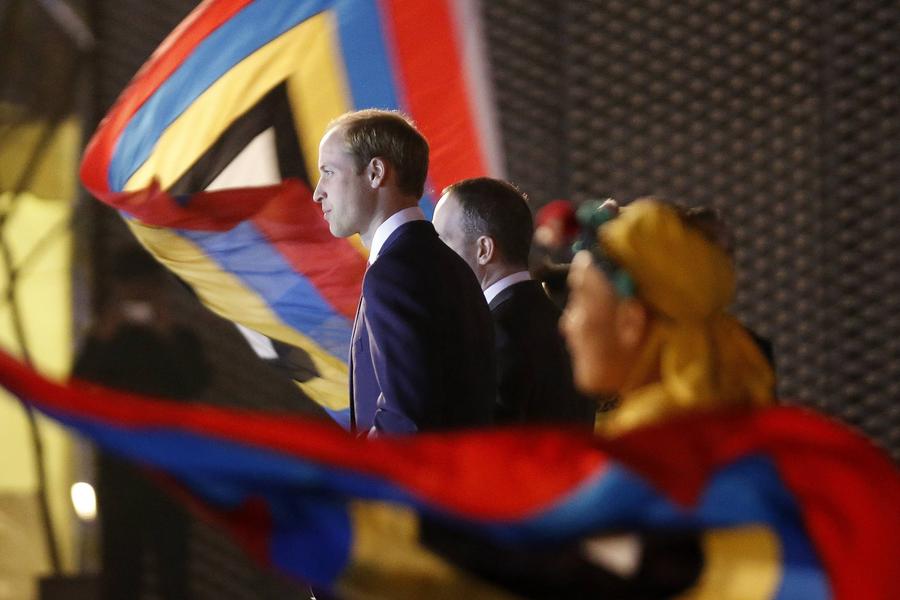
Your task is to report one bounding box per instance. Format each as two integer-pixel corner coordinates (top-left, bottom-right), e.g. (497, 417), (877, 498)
(536, 199), (578, 238)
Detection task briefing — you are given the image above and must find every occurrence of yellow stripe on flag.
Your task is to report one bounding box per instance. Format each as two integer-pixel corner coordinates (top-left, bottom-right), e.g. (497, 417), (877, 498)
(283, 13), (368, 258)
(125, 12), (336, 192)
(125, 219), (349, 412)
(677, 525), (781, 600)
(285, 9), (352, 188)
(338, 501), (519, 600)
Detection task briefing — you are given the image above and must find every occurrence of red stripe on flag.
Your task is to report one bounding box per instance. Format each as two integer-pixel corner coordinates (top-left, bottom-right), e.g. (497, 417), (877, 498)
(756, 410), (900, 600)
(97, 180), (302, 232)
(92, 180), (364, 321)
(251, 182), (365, 322)
(608, 409), (900, 600)
(0, 350), (606, 520)
(379, 0), (488, 193)
(81, 0), (255, 194)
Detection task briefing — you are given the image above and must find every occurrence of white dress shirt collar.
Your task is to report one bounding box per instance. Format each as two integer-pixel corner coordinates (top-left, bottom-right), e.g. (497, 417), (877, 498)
(483, 270), (532, 304)
(368, 206), (426, 264)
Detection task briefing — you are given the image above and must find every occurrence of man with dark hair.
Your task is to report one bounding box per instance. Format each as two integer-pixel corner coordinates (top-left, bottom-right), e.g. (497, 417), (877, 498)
(313, 109), (495, 435)
(433, 177), (595, 427)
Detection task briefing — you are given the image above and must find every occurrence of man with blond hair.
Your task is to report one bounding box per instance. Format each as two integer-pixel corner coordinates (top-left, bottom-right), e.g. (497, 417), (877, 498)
(313, 109), (495, 435)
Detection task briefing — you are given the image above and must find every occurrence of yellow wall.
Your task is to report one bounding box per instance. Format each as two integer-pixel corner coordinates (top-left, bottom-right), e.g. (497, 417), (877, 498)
(0, 191), (77, 584)
(0, 110), (79, 201)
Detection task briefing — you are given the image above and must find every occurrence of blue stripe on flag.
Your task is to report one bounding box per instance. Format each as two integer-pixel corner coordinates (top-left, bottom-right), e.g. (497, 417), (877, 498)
(270, 498), (353, 586)
(47, 408), (421, 508)
(325, 407), (352, 430)
(333, 0), (401, 110)
(334, 0), (437, 216)
(470, 456), (829, 598)
(31, 400), (835, 598)
(180, 222), (353, 360)
(110, 0), (331, 190)
(419, 193), (436, 220)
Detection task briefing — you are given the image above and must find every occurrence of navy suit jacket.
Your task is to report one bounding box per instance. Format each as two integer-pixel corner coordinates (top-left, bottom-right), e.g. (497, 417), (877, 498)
(489, 280), (595, 427)
(351, 220), (496, 434)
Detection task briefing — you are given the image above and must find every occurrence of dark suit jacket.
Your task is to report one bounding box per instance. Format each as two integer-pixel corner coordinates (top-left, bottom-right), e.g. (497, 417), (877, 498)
(490, 280), (595, 427)
(351, 220), (496, 434)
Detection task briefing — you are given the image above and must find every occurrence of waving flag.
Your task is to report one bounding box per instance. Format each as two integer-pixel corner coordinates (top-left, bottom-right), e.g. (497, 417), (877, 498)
(79, 0), (501, 427)
(2, 349), (899, 599)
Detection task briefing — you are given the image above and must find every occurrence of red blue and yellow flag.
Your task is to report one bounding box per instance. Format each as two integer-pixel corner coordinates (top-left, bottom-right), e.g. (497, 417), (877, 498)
(79, 0), (500, 427)
(71, 3), (900, 597)
(2, 349), (899, 599)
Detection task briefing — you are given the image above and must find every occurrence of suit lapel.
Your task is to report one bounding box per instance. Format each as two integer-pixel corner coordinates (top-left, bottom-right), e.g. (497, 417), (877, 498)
(348, 267), (370, 434)
(377, 220), (431, 259)
(488, 280), (533, 312)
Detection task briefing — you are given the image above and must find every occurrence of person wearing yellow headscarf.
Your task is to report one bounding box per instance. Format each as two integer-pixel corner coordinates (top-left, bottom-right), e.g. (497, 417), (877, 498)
(561, 199), (774, 435)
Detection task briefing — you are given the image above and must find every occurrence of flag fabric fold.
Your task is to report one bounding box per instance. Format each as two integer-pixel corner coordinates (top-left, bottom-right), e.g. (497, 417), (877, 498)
(79, 0), (494, 427)
(2, 349), (898, 599)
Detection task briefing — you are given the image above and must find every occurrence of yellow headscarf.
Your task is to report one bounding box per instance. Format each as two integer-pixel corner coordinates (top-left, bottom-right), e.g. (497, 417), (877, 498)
(597, 199), (774, 435)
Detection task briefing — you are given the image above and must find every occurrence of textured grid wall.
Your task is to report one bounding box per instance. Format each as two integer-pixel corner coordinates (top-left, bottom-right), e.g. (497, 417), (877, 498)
(481, 1), (568, 203)
(486, 0), (900, 459)
(816, 1), (900, 452)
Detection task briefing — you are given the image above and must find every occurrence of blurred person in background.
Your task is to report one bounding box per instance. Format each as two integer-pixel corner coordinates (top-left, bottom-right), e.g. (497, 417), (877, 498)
(560, 198), (774, 435)
(529, 199), (579, 309)
(673, 204), (776, 371)
(532, 199), (579, 263)
(73, 247), (210, 600)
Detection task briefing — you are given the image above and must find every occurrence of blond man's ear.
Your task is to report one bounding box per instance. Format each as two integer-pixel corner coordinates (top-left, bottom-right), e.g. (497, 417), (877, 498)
(367, 157), (386, 188)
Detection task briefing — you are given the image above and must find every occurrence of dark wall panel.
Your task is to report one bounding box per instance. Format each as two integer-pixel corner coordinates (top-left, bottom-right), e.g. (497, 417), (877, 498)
(485, 0), (900, 460)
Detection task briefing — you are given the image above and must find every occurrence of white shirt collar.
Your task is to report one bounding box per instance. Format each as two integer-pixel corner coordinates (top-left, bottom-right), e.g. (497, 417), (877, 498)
(368, 206), (426, 264)
(483, 270), (532, 304)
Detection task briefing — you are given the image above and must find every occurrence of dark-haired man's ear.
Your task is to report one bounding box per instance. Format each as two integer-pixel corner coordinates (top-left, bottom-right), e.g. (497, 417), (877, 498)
(476, 235), (495, 266)
(368, 157), (386, 188)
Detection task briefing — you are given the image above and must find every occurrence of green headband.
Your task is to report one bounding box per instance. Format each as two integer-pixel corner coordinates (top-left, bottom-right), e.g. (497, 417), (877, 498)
(572, 199), (636, 298)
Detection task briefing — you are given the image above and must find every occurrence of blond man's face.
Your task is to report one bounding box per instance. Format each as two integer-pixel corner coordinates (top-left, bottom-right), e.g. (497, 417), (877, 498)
(313, 127), (374, 238)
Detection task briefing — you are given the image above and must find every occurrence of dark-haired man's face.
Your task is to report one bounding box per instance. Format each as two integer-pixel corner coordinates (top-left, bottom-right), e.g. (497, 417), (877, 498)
(433, 192), (479, 275)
